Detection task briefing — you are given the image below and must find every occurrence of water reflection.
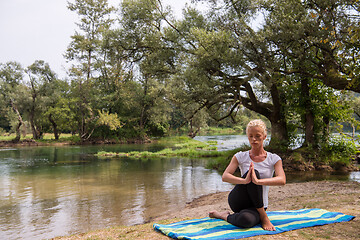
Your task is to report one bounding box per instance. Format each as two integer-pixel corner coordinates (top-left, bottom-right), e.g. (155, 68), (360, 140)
(194, 135), (250, 151)
(350, 171), (360, 182)
(0, 146), (232, 240)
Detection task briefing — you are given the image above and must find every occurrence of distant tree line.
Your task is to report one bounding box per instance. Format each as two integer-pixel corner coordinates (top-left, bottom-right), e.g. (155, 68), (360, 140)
(0, 0), (359, 149)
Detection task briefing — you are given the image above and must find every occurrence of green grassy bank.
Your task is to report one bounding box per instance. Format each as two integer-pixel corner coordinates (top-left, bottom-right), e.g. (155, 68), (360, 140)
(95, 136), (359, 172)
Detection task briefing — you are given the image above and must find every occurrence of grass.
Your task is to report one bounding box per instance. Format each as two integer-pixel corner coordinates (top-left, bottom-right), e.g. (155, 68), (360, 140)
(95, 136), (228, 159)
(0, 133), (78, 142)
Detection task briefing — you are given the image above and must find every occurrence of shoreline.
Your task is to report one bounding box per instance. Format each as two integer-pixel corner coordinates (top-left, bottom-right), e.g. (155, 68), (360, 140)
(55, 180), (360, 240)
(0, 138), (150, 147)
(1, 139), (359, 173)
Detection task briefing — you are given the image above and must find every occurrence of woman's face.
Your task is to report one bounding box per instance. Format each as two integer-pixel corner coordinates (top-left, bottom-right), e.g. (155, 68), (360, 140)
(247, 126), (266, 147)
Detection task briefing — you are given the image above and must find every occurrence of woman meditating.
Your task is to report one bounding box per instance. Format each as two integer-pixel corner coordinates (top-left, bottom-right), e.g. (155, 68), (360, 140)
(209, 119), (286, 231)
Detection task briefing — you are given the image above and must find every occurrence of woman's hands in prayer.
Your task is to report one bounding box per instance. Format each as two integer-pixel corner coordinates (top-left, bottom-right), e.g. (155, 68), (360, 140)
(244, 162), (253, 184)
(249, 162), (261, 185)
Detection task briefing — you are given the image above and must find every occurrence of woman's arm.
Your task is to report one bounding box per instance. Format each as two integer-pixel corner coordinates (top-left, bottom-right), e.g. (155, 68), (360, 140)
(222, 156), (252, 185)
(251, 160), (286, 186)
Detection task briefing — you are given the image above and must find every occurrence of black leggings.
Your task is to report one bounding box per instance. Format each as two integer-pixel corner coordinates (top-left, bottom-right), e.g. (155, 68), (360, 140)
(227, 170), (264, 228)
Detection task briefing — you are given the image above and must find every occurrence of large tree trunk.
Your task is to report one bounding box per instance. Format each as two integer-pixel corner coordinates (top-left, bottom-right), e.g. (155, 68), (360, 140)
(49, 113), (59, 140)
(301, 78), (315, 147)
(29, 90), (42, 139)
(80, 112), (86, 140)
(139, 77), (149, 130)
(268, 116), (288, 146)
(188, 118), (200, 138)
(14, 121), (22, 142)
(241, 82), (289, 147)
(29, 112), (41, 140)
(304, 112), (315, 146)
(10, 99), (24, 142)
(268, 83), (288, 147)
(322, 115), (330, 144)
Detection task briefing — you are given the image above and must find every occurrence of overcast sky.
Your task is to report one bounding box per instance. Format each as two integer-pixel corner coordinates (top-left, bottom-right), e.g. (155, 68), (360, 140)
(0, 0), (197, 78)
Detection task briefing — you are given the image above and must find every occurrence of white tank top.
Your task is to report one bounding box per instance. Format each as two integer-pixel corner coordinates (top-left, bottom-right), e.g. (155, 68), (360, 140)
(234, 151), (281, 208)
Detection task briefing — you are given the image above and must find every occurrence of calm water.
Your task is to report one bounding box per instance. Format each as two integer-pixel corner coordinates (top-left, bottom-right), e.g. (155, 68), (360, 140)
(0, 136), (359, 240)
(0, 144), (232, 240)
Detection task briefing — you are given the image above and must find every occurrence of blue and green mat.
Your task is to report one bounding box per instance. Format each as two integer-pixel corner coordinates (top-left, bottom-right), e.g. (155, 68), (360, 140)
(153, 208), (354, 240)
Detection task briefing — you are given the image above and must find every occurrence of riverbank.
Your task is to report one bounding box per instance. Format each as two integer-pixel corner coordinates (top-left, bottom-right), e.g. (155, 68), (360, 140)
(2, 136), (359, 173)
(0, 137), (151, 147)
(54, 180), (360, 240)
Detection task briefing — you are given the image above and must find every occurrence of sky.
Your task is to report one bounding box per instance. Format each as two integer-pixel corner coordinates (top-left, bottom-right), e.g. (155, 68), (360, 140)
(0, 0), (198, 78)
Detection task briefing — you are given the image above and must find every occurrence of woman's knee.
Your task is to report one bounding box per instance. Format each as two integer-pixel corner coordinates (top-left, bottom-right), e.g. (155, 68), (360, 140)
(227, 210), (260, 228)
(228, 186), (247, 212)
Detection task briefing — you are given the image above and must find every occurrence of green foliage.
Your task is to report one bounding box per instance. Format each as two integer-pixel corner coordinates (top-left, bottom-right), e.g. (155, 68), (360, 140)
(45, 97), (77, 133)
(0, 127), (5, 135)
(65, 0), (116, 140)
(97, 110), (122, 131)
(0, 113), (11, 132)
(66, 0), (114, 66)
(1, 0), (360, 156)
(320, 135), (357, 168)
(25, 60), (58, 139)
(282, 134), (357, 171)
(325, 136), (357, 156)
(284, 76), (355, 147)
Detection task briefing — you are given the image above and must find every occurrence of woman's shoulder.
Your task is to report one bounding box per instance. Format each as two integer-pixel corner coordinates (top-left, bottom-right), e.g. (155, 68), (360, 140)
(266, 151), (282, 163)
(234, 151), (249, 162)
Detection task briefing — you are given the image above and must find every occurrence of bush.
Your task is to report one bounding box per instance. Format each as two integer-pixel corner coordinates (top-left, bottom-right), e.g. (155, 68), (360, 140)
(321, 136), (357, 169)
(326, 136), (357, 155)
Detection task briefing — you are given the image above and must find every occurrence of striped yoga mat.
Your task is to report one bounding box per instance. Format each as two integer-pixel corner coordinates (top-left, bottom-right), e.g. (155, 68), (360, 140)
(153, 208), (354, 240)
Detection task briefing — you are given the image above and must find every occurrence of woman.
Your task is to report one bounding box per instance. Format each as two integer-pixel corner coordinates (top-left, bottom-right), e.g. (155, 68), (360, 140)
(209, 119), (286, 231)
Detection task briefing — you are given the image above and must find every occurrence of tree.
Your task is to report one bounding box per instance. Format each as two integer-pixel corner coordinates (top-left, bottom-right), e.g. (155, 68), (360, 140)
(133, 0), (357, 148)
(262, 0), (358, 147)
(104, 0), (175, 137)
(148, 1), (291, 145)
(263, 0), (360, 91)
(43, 80), (76, 140)
(0, 62), (26, 142)
(66, 0), (115, 80)
(25, 60), (57, 139)
(65, 0), (115, 140)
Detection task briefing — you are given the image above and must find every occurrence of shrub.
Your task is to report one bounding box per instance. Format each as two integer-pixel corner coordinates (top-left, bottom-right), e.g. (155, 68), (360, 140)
(321, 136), (357, 168)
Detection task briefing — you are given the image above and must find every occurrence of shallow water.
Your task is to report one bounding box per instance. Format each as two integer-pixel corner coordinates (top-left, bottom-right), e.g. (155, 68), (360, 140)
(0, 137), (358, 239)
(0, 145), (232, 240)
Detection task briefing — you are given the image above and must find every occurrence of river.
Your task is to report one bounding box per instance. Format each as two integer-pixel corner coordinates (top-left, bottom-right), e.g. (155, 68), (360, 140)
(0, 136), (359, 239)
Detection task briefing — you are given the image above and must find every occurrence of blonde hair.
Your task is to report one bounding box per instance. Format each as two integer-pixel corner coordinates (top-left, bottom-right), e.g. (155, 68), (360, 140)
(246, 119), (267, 136)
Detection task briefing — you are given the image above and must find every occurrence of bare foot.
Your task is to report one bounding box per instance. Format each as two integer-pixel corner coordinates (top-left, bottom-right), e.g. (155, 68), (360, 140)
(256, 207), (276, 231)
(209, 210), (230, 221)
(261, 217), (276, 231)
